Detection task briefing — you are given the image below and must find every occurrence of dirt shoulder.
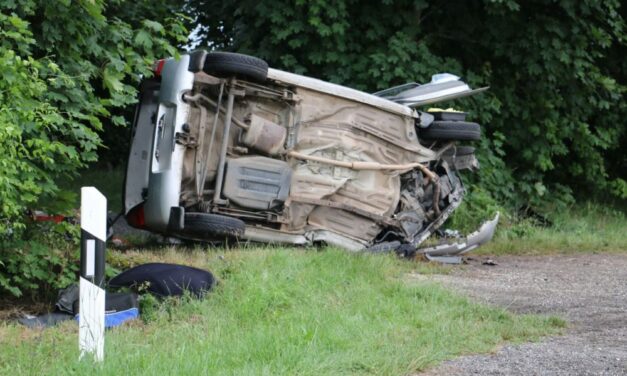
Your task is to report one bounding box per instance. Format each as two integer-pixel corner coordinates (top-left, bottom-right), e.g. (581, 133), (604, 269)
(415, 253), (627, 376)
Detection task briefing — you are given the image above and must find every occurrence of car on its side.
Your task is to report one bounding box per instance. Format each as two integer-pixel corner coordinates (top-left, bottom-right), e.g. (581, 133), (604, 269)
(124, 51), (498, 261)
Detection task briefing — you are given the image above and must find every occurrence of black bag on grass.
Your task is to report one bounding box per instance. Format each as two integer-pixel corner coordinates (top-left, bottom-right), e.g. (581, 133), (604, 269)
(18, 285), (139, 328)
(109, 263), (216, 298)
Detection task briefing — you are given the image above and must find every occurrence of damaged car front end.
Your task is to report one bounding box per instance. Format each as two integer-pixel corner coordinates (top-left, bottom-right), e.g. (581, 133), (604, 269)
(124, 51), (498, 261)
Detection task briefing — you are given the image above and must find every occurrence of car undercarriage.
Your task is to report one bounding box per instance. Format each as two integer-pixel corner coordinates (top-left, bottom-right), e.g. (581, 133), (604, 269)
(124, 51), (499, 262)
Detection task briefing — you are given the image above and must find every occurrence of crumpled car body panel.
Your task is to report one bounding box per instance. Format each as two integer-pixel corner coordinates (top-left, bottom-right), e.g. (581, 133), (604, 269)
(419, 213), (500, 257)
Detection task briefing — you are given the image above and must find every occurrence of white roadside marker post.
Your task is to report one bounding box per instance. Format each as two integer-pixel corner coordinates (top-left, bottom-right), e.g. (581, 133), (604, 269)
(79, 187), (106, 362)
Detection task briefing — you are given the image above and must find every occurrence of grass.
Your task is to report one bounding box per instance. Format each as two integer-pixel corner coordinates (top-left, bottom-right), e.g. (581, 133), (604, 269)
(475, 203), (627, 255)
(10, 167), (612, 373)
(0, 247), (564, 375)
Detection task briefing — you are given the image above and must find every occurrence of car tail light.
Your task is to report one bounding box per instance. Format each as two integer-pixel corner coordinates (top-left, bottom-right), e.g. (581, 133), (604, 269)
(153, 59), (166, 77)
(126, 203), (146, 229)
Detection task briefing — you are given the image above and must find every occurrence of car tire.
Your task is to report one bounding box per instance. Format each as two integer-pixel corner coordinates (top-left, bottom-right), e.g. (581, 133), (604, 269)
(419, 121), (481, 141)
(182, 212), (245, 238)
(202, 52), (268, 82)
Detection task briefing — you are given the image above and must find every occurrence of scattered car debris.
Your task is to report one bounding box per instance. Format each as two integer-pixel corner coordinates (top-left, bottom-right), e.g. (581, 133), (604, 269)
(17, 262), (215, 328)
(415, 213), (500, 264)
(18, 284), (139, 329)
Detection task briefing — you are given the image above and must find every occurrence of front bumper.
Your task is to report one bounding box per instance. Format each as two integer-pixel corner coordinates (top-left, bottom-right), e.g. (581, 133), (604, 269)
(418, 212), (500, 263)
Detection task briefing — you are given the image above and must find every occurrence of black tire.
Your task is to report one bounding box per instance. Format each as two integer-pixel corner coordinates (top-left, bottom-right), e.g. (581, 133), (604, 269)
(181, 212), (245, 238)
(431, 111), (467, 122)
(419, 121), (481, 141)
(443, 146), (475, 156)
(203, 52), (268, 82)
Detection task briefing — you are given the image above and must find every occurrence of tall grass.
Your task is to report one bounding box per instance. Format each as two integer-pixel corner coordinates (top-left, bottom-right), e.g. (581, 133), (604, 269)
(446, 186), (627, 254)
(0, 248), (563, 375)
(477, 203), (627, 255)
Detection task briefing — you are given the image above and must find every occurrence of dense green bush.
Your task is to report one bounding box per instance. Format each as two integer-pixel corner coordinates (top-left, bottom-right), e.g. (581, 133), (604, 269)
(0, 1), (186, 237)
(0, 222), (79, 298)
(187, 0), (626, 211)
(0, 0), (187, 297)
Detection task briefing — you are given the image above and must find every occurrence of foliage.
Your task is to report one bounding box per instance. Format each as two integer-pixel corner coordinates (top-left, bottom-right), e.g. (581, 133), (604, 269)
(446, 186), (508, 232)
(0, 222), (79, 298)
(0, 0), (187, 296)
(0, 1), (187, 238)
(187, 0), (627, 211)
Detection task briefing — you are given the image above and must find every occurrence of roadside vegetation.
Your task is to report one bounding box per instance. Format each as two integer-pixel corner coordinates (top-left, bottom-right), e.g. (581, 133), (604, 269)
(477, 204), (627, 255)
(0, 2), (624, 372)
(2, 0), (625, 298)
(447, 188), (627, 255)
(0, 167), (615, 373)
(0, 248), (564, 375)
(59, 167), (125, 213)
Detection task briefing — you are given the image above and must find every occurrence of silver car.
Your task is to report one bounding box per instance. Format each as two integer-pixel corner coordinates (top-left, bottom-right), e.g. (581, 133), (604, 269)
(124, 51), (498, 262)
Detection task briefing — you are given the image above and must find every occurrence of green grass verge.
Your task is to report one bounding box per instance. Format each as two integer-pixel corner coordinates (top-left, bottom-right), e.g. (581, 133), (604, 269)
(0, 248), (563, 375)
(446, 187), (627, 255)
(475, 203), (627, 255)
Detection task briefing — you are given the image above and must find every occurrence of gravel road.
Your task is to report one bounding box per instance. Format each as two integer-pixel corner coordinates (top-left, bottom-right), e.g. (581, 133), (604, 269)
(415, 253), (627, 376)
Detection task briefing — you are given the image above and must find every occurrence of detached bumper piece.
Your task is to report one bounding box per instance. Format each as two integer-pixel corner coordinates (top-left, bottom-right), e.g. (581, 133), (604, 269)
(418, 212), (500, 264)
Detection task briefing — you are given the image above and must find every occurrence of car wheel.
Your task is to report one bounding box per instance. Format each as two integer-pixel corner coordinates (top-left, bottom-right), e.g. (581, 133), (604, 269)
(419, 121), (481, 141)
(181, 212), (245, 238)
(202, 52), (269, 82)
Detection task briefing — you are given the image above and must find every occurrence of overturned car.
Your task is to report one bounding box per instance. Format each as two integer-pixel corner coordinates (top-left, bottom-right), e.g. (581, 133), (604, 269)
(124, 51), (498, 261)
